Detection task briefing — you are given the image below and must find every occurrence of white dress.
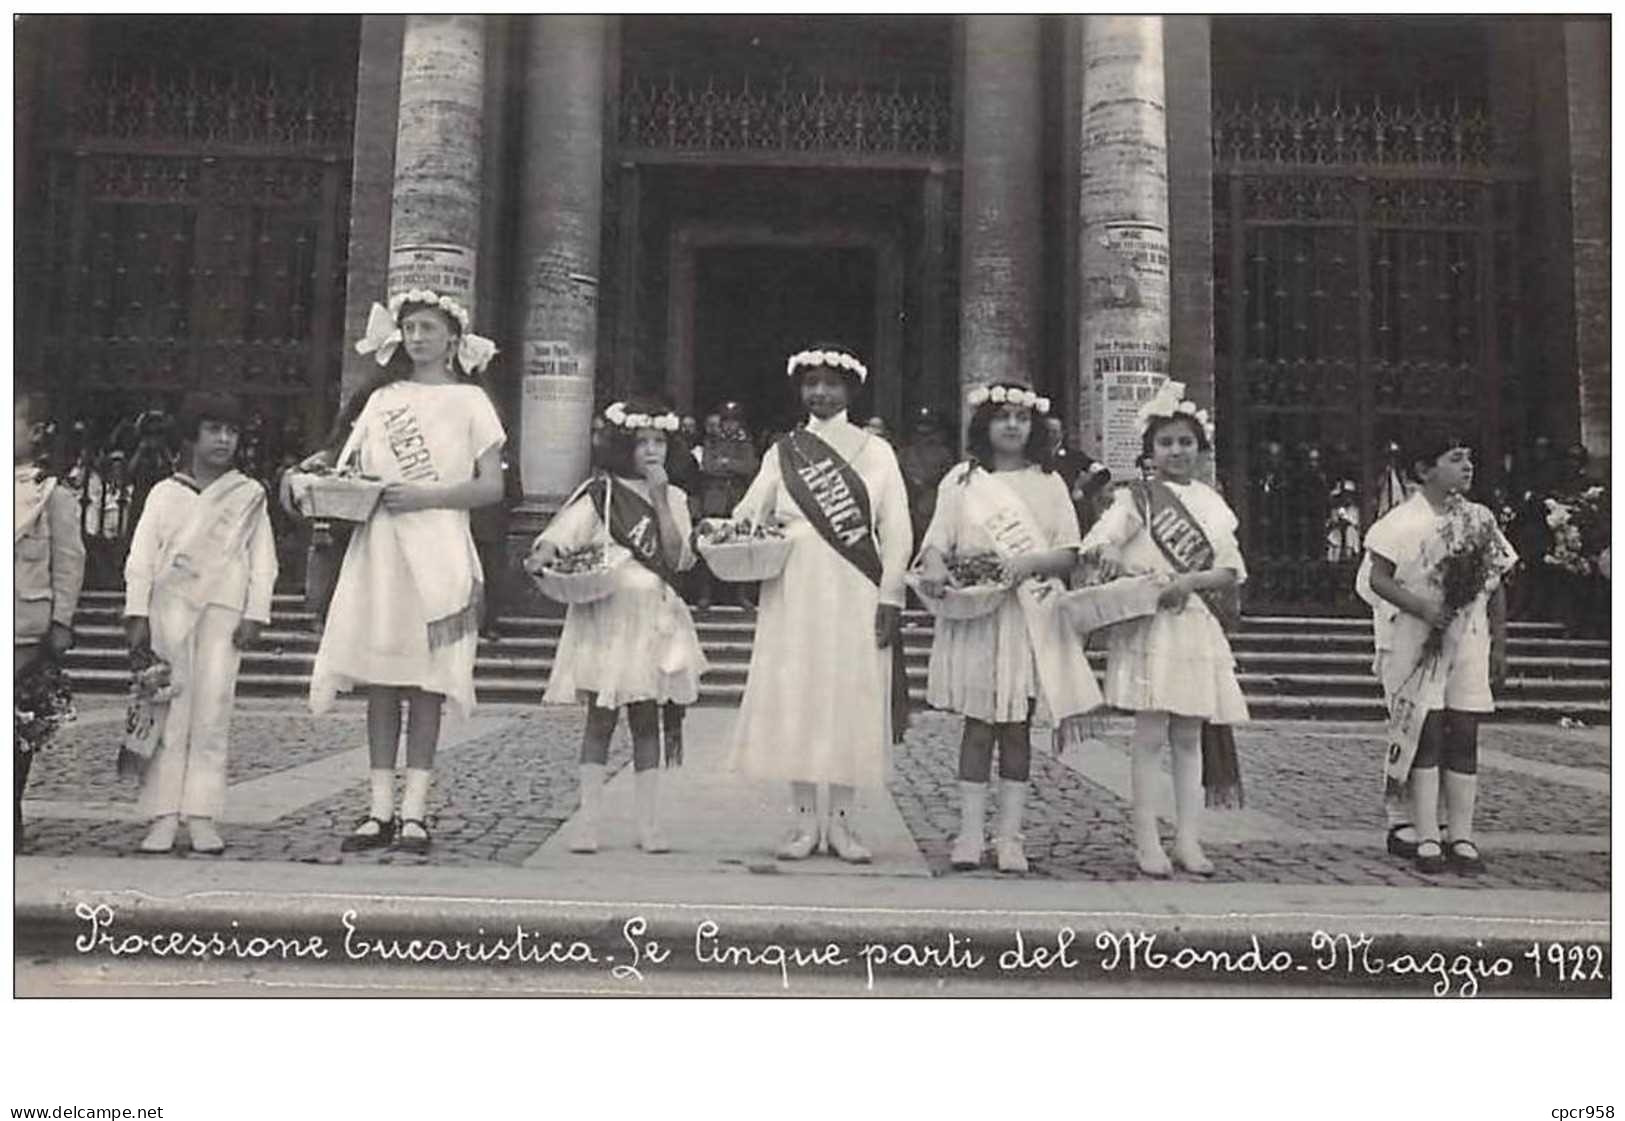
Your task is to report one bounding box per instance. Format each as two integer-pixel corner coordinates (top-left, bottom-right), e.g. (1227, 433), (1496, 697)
(539, 480), (709, 708)
(920, 463), (1094, 723)
(309, 380), (505, 719)
(1079, 480), (1250, 723)
(727, 411), (913, 787)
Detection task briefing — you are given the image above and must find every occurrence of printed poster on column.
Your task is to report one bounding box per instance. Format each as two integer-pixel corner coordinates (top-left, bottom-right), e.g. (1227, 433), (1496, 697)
(389, 244), (478, 319)
(522, 340), (595, 498)
(1093, 339), (1167, 481)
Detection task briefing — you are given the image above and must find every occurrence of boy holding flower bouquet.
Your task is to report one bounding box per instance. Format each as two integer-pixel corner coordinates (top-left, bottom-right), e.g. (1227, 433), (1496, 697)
(1357, 432), (1516, 875)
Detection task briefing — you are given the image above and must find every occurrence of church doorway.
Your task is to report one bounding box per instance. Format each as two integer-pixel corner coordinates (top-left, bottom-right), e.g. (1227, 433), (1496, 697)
(692, 246), (877, 441)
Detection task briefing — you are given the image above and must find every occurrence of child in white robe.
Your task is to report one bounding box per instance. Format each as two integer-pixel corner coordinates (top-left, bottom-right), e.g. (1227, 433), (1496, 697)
(124, 393), (277, 854)
(913, 382), (1101, 874)
(528, 400), (707, 854)
(301, 291), (504, 856)
(1356, 432), (1515, 875)
(1079, 384), (1247, 878)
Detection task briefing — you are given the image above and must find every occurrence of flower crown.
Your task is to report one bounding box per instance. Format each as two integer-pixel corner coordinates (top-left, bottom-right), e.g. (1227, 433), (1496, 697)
(603, 401), (681, 433)
(354, 288), (498, 374)
(786, 348), (868, 384)
(966, 384), (1051, 414)
(1136, 380), (1214, 445)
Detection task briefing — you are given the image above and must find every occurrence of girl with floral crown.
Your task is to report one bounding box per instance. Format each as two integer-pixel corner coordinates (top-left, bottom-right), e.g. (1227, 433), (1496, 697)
(526, 398), (708, 854)
(293, 289), (505, 856)
(912, 381), (1102, 873)
(1078, 381), (1248, 877)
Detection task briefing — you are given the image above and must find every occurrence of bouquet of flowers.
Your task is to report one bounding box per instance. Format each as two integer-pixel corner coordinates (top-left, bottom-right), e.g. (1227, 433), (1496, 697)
(1415, 499), (1515, 667)
(118, 660), (181, 779)
(1544, 485), (1609, 577)
(14, 659), (75, 755)
(944, 551), (1006, 589)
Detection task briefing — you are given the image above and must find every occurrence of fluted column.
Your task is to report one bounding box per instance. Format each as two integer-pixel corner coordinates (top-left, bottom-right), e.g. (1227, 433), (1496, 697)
(386, 15), (486, 320)
(959, 15), (1043, 416)
(515, 15), (605, 510)
(1565, 19), (1609, 469)
(1076, 16), (1171, 480)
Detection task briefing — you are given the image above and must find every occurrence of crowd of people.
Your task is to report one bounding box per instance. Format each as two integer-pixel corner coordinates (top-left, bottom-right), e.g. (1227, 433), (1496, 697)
(11, 292), (1546, 881)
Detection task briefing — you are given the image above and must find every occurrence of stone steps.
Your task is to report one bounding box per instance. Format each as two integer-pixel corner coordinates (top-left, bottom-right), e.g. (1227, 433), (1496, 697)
(63, 592), (1610, 723)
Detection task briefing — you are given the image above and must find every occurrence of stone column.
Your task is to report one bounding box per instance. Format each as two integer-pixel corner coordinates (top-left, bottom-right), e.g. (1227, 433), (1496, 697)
(386, 15), (486, 320)
(1564, 19), (1609, 470)
(958, 15), (1043, 413)
(515, 15), (606, 512)
(338, 16), (405, 402)
(1076, 16), (1171, 481)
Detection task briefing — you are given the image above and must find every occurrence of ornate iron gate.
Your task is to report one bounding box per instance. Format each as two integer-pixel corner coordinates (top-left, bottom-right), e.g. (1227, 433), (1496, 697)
(26, 68), (354, 585)
(1213, 96), (1528, 614)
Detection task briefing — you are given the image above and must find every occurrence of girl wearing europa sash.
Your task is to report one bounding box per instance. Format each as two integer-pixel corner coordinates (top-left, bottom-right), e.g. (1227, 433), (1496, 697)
(302, 290), (504, 856)
(730, 343), (913, 863)
(1355, 431), (1514, 875)
(913, 382), (1101, 873)
(123, 393), (277, 854)
(1078, 382), (1248, 877)
(526, 398), (707, 854)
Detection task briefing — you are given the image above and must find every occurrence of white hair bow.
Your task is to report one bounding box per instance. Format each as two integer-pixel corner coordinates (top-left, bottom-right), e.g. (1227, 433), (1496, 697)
(352, 300), (499, 374)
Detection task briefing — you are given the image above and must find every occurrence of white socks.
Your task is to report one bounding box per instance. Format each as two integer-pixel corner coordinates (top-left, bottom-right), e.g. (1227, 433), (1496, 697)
(993, 780), (1029, 874)
(1130, 729), (1170, 875)
(1442, 770), (1477, 845)
(400, 768), (432, 822)
(570, 763), (605, 853)
(1170, 737), (1212, 873)
(951, 781), (988, 869)
(635, 769), (669, 853)
(1410, 767), (1442, 842)
(368, 769), (394, 822)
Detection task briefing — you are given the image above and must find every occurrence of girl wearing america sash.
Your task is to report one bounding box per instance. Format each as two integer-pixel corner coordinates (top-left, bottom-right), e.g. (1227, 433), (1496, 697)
(301, 290), (505, 856)
(729, 343), (913, 863)
(913, 382), (1102, 873)
(527, 399), (707, 854)
(123, 394), (277, 854)
(1079, 382), (1247, 877)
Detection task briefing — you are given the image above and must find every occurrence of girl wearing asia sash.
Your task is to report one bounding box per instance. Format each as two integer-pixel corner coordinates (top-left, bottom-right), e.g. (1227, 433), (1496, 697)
(1078, 382), (1248, 877)
(1355, 431), (1515, 875)
(913, 382), (1102, 873)
(300, 290), (505, 856)
(123, 393), (277, 854)
(729, 343), (913, 863)
(527, 399), (708, 854)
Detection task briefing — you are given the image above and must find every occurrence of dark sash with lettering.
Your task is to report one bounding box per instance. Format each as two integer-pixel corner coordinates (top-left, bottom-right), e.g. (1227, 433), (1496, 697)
(1129, 479), (1245, 809)
(584, 475), (683, 596)
(776, 427), (909, 742)
(777, 428), (883, 586)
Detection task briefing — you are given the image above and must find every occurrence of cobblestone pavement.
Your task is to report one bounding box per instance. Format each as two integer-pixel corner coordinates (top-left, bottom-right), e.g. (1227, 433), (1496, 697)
(19, 699), (1610, 892)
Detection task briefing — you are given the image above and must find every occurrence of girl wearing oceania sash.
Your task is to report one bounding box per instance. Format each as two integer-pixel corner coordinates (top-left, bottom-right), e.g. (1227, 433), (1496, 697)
(913, 381), (1102, 874)
(304, 290), (505, 856)
(528, 399), (708, 855)
(729, 343), (913, 864)
(1079, 382), (1248, 877)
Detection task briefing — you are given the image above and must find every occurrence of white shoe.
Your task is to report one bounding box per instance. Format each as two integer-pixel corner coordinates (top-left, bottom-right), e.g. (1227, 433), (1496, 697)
(950, 782), (987, 870)
(993, 781), (1029, 874)
(634, 770), (670, 853)
(1137, 846), (1173, 877)
(776, 819), (820, 861)
(187, 817), (225, 854)
(1172, 841), (1214, 877)
(825, 814), (872, 864)
(139, 815), (178, 854)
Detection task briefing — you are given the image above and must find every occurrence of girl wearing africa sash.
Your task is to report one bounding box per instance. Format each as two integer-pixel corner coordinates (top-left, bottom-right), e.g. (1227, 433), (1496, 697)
(729, 343), (913, 864)
(528, 399), (708, 855)
(913, 381), (1102, 874)
(1079, 382), (1248, 877)
(302, 290), (505, 856)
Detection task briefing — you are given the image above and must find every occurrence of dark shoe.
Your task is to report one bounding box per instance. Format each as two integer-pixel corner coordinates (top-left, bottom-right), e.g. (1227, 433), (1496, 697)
(395, 817), (432, 855)
(1413, 839), (1447, 874)
(1446, 839), (1486, 875)
(340, 815), (397, 853)
(1385, 823), (1420, 859)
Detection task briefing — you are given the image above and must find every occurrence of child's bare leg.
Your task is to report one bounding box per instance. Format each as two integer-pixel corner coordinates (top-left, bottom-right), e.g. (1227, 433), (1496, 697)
(1441, 709), (1482, 870)
(572, 696), (618, 853)
(628, 702), (668, 852)
(1131, 711), (1172, 876)
(951, 719), (996, 869)
(1169, 715), (1213, 875)
(399, 690), (444, 840)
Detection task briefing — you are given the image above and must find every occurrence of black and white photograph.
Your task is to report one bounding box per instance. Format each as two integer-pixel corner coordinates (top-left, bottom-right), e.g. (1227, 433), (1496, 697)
(7, 8), (1617, 1117)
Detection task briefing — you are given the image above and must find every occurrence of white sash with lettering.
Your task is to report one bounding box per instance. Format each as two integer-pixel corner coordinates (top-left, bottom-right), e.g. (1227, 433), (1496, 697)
(958, 468), (1099, 728)
(341, 390), (480, 648)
